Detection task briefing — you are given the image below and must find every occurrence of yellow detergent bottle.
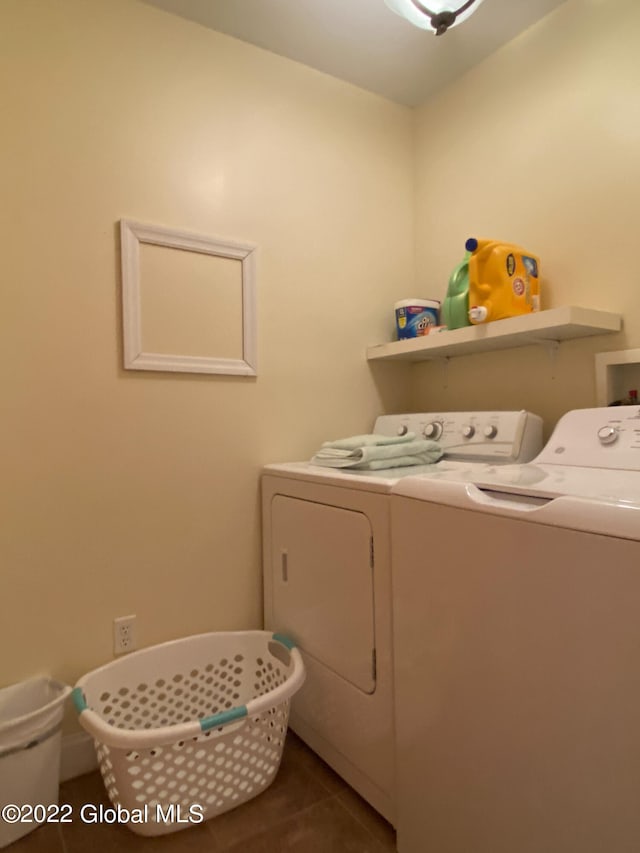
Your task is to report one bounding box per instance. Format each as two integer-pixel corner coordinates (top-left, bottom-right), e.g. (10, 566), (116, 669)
(466, 237), (541, 324)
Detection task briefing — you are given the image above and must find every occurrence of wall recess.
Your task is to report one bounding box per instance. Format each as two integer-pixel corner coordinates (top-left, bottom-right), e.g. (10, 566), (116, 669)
(120, 219), (257, 376)
(595, 348), (640, 406)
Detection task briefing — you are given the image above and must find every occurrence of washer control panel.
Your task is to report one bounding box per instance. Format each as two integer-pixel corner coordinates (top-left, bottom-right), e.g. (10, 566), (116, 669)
(374, 410), (543, 463)
(536, 406), (640, 469)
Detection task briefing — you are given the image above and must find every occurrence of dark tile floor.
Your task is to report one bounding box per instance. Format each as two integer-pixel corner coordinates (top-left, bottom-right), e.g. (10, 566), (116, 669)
(10, 733), (397, 852)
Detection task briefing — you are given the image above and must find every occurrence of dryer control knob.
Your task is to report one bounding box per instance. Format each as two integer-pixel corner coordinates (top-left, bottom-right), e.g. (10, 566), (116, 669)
(424, 422), (443, 440)
(397, 425), (409, 436)
(462, 425), (475, 439)
(597, 425), (618, 445)
(484, 425), (498, 439)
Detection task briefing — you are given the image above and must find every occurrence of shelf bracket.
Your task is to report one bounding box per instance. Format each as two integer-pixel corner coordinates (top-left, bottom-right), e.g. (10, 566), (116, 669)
(529, 338), (560, 375)
(438, 356), (450, 389)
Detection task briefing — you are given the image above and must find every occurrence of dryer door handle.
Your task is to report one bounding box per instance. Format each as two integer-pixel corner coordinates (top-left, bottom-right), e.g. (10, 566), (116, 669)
(281, 549), (289, 582)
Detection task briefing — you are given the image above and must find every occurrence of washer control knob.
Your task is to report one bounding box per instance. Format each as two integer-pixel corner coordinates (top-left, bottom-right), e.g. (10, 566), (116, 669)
(397, 425), (409, 436)
(424, 421), (443, 441)
(462, 425), (475, 439)
(484, 424), (498, 439)
(597, 425), (618, 445)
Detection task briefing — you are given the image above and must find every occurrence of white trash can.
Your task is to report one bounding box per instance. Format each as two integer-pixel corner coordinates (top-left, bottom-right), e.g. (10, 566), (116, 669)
(0, 677), (71, 848)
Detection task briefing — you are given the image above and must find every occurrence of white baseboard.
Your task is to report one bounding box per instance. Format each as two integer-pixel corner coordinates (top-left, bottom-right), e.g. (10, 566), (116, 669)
(60, 732), (97, 782)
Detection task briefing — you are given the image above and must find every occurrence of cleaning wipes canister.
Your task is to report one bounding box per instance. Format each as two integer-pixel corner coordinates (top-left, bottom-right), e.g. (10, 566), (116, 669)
(395, 299), (440, 340)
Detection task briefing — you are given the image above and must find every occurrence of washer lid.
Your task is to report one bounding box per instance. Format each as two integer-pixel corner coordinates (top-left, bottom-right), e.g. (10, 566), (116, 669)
(392, 474), (640, 541)
(472, 463), (640, 504)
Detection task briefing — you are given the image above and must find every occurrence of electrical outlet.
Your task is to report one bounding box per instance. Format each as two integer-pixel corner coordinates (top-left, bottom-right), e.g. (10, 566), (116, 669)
(114, 614), (137, 655)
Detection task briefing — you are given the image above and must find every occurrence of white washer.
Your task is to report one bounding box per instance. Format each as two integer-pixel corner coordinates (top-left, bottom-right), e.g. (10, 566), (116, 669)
(262, 410), (542, 823)
(391, 406), (640, 853)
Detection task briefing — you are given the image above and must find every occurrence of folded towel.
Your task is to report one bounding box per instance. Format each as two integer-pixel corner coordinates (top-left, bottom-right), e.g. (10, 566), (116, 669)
(353, 452), (441, 471)
(321, 433), (417, 451)
(311, 438), (443, 470)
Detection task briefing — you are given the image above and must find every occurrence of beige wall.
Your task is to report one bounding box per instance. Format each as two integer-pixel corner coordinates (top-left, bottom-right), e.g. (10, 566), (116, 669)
(4, 0), (639, 720)
(0, 0), (414, 697)
(410, 0), (640, 432)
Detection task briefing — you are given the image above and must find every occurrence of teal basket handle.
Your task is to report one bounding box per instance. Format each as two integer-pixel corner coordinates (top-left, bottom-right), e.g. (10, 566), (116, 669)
(271, 633), (296, 650)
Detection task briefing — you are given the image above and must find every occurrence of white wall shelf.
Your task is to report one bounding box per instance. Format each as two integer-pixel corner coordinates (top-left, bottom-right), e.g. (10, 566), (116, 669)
(367, 306), (622, 363)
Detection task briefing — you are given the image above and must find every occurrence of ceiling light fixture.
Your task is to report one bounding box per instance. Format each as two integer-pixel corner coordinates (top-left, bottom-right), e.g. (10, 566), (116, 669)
(384, 0), (486, 36)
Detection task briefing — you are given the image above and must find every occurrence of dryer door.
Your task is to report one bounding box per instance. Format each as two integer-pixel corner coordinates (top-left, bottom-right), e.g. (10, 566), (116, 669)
(270, 495), (375, 693)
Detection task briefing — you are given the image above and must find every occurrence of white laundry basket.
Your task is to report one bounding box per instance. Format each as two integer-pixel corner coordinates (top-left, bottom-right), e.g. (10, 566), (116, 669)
(0, 677), (71, 848)
(73, 631), (304, 836)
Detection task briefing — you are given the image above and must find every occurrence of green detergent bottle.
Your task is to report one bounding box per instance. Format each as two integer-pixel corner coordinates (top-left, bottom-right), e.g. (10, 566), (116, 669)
(442, 250), (471, 330)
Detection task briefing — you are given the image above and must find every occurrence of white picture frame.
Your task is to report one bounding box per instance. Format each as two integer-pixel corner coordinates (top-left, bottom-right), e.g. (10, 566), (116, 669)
(120, 219), (257, 376)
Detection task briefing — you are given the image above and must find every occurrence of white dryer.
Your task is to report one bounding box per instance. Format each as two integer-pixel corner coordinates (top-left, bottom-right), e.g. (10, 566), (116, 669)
(391, 406), (640, 853)
(262, 410), (542, 823)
